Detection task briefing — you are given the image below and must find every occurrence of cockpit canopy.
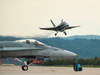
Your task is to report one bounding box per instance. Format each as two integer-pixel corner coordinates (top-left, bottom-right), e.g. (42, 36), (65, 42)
(15, 39), (45, 45)
(63, 22), (69, 26)
(60, 21), (69, 26)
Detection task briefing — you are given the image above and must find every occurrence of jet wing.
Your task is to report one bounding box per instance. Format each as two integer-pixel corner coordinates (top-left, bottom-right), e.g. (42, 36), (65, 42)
(66, 26), (80, 29)
(40, 27), (57, 31)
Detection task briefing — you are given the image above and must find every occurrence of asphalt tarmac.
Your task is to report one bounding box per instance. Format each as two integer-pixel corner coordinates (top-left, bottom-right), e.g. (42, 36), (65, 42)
(0, 66), (100, 75)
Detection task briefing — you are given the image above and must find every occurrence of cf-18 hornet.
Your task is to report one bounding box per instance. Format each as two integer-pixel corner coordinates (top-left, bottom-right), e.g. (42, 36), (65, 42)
(0, 39), (78, 71)
(40, 19), (80, 36)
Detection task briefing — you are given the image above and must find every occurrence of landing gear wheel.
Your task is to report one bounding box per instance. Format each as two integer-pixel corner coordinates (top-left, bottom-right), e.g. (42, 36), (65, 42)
(64, 32), (67, 35)
(55, 33), (57, 36)
(22, 65), (28, 71)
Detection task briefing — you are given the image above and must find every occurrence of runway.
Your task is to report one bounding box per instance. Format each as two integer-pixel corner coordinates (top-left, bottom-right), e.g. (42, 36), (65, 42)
(0, 66), (100, 75)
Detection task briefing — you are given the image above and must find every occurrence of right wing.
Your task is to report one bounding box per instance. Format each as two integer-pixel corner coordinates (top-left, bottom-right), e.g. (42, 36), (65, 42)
(66, 26), (80, 29)
(39, 27), (57, 31)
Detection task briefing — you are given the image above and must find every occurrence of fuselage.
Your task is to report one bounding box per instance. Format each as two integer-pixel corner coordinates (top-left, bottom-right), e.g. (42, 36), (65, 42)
(40, 19), (80, 36)
(0, 39), (78, 59)
(55, 22), (69, 32)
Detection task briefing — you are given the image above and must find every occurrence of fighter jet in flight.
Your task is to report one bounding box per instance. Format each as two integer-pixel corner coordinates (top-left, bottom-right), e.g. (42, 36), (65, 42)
(40, 19), (80, 36)
(0, 39), (78, 71)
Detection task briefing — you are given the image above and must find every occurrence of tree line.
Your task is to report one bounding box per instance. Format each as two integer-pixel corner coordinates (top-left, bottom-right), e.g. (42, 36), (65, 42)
(40, 57), (100, 66)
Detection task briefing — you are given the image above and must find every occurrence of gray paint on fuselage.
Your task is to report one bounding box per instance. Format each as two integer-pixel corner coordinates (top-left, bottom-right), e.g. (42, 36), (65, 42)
(0, 39), (77, 59)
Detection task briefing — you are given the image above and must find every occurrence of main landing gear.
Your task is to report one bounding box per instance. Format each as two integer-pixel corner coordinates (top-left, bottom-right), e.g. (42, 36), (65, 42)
(15, 58), (41, 71)
(55, 31), (58, 36)
(22, 65), (28, 71)
(15, 58), (32, 71)
(55, 33), (57, 36)
(55, 32), (67, 36)
(63, 32), (67, 35)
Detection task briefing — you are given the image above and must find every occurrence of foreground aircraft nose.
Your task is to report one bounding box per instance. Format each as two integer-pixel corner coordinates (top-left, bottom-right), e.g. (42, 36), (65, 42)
(74, 54), (78, 57)
(62, 50), (78, 58)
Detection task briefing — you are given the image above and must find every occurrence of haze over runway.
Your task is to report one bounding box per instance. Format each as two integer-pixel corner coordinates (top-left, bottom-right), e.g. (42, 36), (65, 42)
(0, 0), (100, 37)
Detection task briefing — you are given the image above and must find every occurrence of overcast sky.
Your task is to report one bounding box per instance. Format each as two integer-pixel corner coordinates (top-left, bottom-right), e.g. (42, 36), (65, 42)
(0, 0), (100, 38)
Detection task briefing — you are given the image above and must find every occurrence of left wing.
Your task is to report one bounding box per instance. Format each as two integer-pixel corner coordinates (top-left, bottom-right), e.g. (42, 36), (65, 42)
(39, 27), (57, 31)
(40, 24), (64, 31)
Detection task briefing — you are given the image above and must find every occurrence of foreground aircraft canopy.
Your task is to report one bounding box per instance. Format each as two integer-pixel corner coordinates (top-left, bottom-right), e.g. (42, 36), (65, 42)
(0, 39), (78, 71)
(40, 19), (80, 36)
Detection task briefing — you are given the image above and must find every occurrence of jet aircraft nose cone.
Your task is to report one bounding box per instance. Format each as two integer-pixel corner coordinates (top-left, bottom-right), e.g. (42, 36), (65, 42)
(74, 54), (78, 57)
(62, 50), (78, 58)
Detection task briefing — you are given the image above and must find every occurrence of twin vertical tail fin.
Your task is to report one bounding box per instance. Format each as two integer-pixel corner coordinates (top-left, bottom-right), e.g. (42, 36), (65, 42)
(61, 19), (63, 23)
(50, 19), (63, 27)
(50, 20), (56, 27)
